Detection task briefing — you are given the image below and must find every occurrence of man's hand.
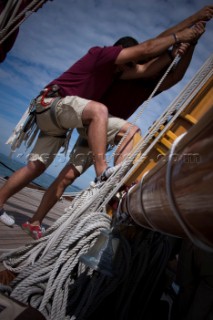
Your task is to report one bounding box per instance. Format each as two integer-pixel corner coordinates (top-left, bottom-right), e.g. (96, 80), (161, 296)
(193, 5), (213, 23)
(192, 21), (206, 41)
(176, 21), (206, 44)
(171, 21), (206, 57)
(172, 43), (190, 57)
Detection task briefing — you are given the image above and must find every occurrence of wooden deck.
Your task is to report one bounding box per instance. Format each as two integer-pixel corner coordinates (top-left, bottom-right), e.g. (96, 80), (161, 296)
(0, 177), (73, 270)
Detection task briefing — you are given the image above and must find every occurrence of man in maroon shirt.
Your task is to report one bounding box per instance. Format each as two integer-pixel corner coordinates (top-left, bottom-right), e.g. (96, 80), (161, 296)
(0, 5), (212, 234)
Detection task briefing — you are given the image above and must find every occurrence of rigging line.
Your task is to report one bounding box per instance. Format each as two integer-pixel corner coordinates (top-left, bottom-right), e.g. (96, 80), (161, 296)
(96, 54), (213, 210)
(108, 54), (180, 163)
(0, 0), (14, 28)
(91, 56), (182, 209)
(7, 0), (22, 27)
(0, 0), (47, 44)
(117, 64), (212, 184)
(111, 53), (213, 179)
(108, 52), (213, 176)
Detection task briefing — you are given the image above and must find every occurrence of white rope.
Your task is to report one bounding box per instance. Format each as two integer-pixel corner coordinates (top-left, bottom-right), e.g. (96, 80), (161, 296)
(96, 53), (213, 210)
(0, 54), (212, 319)
(5, 212), (114, 318)
(109, 55), (180, 162)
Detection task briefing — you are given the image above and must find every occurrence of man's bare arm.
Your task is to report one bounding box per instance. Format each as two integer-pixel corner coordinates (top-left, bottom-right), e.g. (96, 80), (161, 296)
(157, 5), (213, 37)
(116, 26), (202, 65)
(120, 21), (206, 80)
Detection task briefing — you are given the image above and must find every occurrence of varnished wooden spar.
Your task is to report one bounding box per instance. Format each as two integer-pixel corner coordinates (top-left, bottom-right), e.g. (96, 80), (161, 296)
(121, 106), (213, 250)
(125, 70), (213, 187)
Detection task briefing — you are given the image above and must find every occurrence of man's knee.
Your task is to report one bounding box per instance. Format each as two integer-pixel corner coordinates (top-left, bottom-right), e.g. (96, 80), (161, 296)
(127, 124), (140, 136)
(83, 101), (108, 122)
(58, 164), (80, 187)
(92, 102), (108, 121)
(28, 160), (46, 175)
(115, 124), (141, 143)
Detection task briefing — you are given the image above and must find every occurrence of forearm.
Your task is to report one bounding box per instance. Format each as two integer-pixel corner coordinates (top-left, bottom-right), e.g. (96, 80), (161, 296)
(117, 26), (200, 66)
(135, 30), (194, 62)
(133, 35), (175, 61)
(157, 5), (213, 37)
(116, 33), (174, 65)
(143, 44), (195, 80)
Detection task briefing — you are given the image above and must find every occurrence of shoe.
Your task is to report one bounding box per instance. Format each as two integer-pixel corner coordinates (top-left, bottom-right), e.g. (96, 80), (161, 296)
(95, 164), (120, 183)
(0, 209), (15, 227)
(22, 221), (45, 240)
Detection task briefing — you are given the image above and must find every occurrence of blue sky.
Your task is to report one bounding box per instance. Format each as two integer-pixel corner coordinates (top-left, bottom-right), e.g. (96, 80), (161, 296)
(0, 0), (212, 189)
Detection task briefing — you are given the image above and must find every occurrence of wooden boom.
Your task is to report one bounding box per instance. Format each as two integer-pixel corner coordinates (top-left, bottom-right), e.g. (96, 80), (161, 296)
(120, 61), (213, 251)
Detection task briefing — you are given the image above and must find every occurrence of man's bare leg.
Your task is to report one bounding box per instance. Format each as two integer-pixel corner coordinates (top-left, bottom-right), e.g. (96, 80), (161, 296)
(28, 100), (109, 226)
(114, 123), (140, 164)
(30, 163), (80, 225)
(26, 122), (139, 228)
(81, 101), (108, 177)
(0, 160), (45, 208)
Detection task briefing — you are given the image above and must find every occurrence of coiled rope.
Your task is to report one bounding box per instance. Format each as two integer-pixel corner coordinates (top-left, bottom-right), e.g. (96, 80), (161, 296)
(0, 54), (212, 319)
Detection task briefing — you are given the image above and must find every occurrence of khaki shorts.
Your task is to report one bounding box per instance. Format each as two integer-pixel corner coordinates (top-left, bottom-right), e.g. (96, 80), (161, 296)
(29, 96), (127, 170)
(29, 95), (90, 166)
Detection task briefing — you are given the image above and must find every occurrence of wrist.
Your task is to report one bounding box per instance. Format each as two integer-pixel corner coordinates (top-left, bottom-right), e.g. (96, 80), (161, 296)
(172, 33), (180, 44)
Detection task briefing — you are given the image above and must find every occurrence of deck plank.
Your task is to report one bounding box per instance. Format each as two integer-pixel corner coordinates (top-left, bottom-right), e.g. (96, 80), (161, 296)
(0, 177), (73, 270)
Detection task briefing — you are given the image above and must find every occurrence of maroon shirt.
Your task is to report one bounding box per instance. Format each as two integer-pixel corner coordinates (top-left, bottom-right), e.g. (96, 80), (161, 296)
(47, 46), (122, 101)
(101, 78), (160, 120)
